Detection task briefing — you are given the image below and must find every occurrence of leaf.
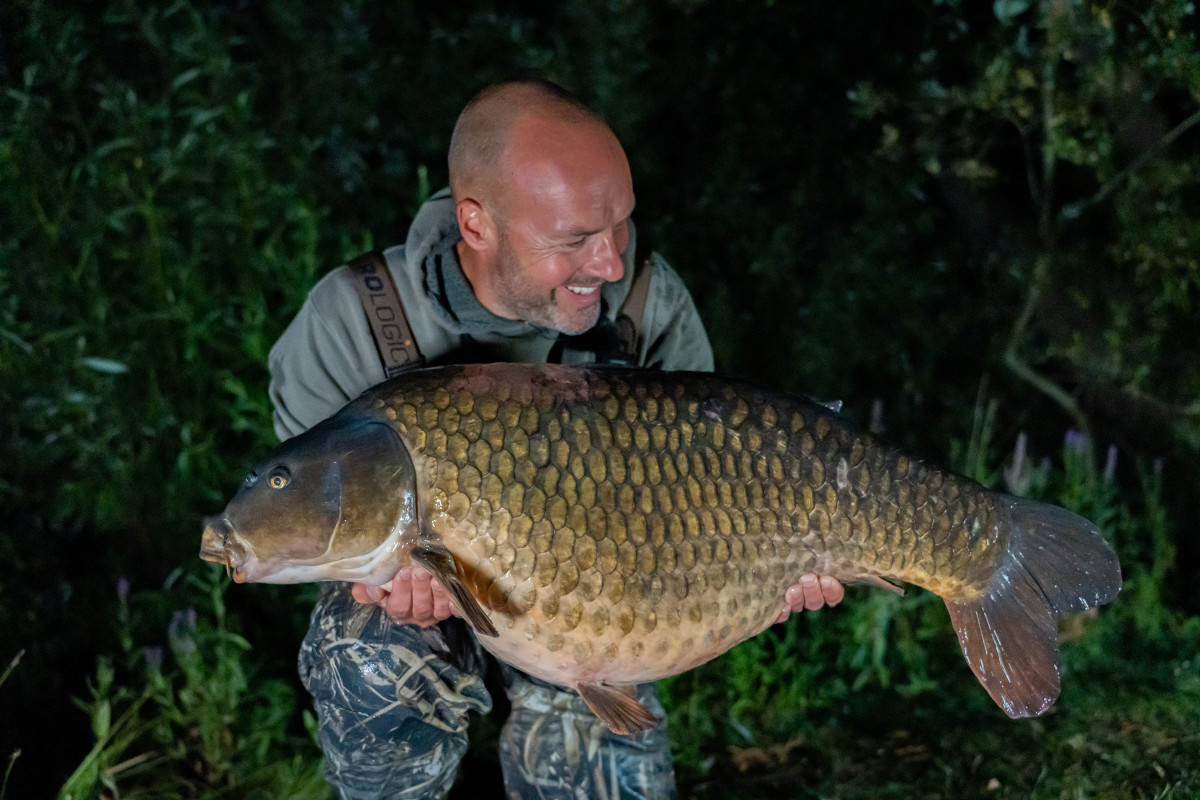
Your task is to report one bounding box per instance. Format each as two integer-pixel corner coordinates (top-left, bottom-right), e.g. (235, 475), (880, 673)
(0, 649), (23, 691)
(189, 107), (224, 129)
(170, 67), (202, 92)
(80, 357), (129, 375)
(993, 0), (1030, 24)
(93, 137), (136, 160)
(93, 699), (111, 740)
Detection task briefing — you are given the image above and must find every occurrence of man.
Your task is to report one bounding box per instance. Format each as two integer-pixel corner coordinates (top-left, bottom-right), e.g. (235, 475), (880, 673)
(268, 78), (843, 799)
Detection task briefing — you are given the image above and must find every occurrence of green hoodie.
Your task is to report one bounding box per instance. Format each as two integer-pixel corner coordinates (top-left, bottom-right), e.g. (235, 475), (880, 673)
(269, 188), (713, 440)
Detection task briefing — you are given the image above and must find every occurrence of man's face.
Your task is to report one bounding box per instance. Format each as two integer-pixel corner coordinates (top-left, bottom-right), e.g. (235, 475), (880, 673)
(480, 117), (636, 335)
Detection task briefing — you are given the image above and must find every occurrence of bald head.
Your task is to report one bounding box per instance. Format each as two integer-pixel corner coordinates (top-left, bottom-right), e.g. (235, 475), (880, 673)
(449, 79), (635, 335)
(448, 80), (615, 210)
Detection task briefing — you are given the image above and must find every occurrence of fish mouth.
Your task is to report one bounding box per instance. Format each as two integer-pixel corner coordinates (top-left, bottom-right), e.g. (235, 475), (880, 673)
(199, 515), (248, 582)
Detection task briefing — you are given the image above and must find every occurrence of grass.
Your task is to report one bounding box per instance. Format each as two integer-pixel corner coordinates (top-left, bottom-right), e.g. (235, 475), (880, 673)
(57, 570), (330, 800)
(669, 576), (1200, 800)
(2, 2), (1197, 798)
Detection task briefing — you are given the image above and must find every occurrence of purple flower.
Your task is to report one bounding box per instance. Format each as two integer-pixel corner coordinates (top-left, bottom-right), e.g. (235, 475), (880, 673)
(142, 646), (163, 670)
(116, 578), (130, 602)
(168, 609), (197, 655)
(1003, 432), (1029, 493)
(1103, 445), (1118, 484)
(1064, 429), (1088, 455)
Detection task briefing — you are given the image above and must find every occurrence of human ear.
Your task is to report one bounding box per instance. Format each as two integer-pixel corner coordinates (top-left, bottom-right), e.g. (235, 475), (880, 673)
(456, 198), (495, 251)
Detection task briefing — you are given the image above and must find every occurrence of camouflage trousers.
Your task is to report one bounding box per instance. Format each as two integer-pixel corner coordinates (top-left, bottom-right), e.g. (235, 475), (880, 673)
(298, 582), (677, 800)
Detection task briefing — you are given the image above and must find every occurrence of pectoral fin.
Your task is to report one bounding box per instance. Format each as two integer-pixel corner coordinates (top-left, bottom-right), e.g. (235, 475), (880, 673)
(849, 574), (906, 596)
(575, 682), (659, 736)
(411, 544), (498, 638)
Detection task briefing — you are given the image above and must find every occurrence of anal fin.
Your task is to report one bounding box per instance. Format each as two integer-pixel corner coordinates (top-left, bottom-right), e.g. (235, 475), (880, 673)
(411, 543), (498, 638)
(575, 682), (659, 736)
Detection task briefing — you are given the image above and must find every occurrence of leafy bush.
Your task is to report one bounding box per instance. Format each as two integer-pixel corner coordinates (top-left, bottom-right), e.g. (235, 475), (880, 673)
(2, 0), (1197, 797)
(60, 571), (328, 800)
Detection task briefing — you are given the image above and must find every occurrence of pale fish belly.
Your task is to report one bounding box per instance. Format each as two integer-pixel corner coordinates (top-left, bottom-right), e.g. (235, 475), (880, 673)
(437, 516), (817, 686)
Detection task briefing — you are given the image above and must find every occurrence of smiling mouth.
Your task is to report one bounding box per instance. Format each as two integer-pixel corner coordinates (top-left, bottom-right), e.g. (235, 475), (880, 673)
(565, 285), (598, 296)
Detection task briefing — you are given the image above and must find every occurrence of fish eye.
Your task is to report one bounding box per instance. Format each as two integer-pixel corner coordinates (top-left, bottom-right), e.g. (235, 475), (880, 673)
(267, 467), (291, 489)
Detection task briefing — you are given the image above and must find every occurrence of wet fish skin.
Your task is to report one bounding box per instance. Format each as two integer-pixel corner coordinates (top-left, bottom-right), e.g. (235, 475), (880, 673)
(200, 413), (420, 586)
(200, 363), (1121, 732)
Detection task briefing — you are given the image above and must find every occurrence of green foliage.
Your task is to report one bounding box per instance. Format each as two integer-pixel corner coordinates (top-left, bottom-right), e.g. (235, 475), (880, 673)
(0, 652), (22, 800)
(844, 0), (1200, 446)
(59, 568), (329, 800)
(1, 5), (339, 788)
(2, 0), (1197, 797)
(3, 0), (323, 546)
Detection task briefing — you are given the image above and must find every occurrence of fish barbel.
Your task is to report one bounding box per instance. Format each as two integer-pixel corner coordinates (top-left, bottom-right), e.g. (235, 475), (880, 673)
(200, 363), (1120, 733)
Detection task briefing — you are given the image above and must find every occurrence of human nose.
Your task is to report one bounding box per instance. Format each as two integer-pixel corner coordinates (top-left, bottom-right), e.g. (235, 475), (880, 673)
(583, 231), (624, 283)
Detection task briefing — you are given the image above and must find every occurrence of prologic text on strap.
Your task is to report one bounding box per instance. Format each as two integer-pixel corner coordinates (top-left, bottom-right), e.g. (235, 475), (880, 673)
(347, 251), (423, 377)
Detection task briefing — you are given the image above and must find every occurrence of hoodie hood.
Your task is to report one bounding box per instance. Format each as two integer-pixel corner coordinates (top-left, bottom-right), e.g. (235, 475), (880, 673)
(402, 188), (638, 342)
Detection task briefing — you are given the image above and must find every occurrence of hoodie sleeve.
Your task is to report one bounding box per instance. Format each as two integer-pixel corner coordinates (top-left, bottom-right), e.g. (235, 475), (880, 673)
(267, 266), (387, 440)
(638, 255), (715, 373)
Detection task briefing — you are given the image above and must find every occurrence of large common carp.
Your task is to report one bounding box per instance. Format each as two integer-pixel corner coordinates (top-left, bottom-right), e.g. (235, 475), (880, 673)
(200, 363), (1120, 734)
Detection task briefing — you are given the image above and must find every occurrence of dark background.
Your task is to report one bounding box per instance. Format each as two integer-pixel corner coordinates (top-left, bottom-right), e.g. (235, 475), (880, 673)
(3, 1), (1198, 797)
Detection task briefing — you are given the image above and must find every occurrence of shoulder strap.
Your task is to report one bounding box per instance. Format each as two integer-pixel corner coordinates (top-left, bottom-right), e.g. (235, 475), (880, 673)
(614, 254), (654, 362)
(347, 250), (423, 378)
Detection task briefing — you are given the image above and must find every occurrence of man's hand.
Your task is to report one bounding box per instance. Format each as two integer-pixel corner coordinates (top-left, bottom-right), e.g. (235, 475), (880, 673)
(776, 573), (844, 623)
(351, 567), (458, 627)
(354, 568), (840, 627)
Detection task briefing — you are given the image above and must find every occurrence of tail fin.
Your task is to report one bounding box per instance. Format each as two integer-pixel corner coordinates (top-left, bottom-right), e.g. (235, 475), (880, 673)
(945, 497), (1121, 718)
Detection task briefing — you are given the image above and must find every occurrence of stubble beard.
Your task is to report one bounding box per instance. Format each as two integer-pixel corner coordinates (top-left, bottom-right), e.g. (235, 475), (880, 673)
(493, 238), (601, 336)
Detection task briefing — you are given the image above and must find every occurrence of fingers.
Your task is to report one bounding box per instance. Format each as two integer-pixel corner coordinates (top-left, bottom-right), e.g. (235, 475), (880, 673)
(819, 574), (845, 607)
(777, 574), (846, 621)
(351, 582), (383, 604)
(800, 573), (826, 610)
(408, 569), (434, 623)
(351, 567), (456, 627)
(776, 582), (804, 622)
(431, 578), (451, 621)
(798, 573), (845, 610)
(386, 569), (416, 622)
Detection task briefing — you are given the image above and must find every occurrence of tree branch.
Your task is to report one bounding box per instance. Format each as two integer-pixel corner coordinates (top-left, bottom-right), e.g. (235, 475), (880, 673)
(1003, 254), (1089, 431)
(1060, 104), (1200, 220)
